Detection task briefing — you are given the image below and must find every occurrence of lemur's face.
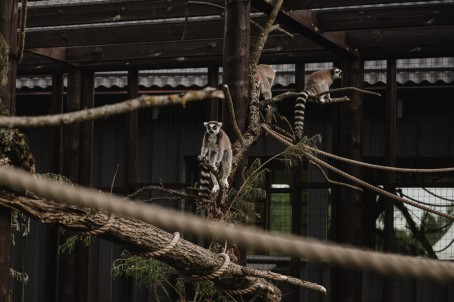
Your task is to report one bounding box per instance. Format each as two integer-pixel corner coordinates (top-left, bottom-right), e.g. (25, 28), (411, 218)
(204, 121), (222, 135)
(333, 68), (343, 80)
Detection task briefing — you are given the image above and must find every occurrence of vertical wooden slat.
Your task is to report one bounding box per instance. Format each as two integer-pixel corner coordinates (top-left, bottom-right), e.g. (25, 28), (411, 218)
(80, 71), (95, 187)
(383, 59), (397, 302)
(290, 62), (305, 302)
(125, 70), (139, 194)
(59, 69), (81, 302)
(331, 58), (364, 302)
(0, 1), (18, 301)
(208, 65), (220, 121)
(78, 71), (95, 302)
(121, 69), (138, 302)
(44, 72), (64, 302)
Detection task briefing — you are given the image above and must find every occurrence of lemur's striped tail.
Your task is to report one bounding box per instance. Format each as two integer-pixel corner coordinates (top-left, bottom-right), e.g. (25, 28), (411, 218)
(196, 164), (212, 217)
(294, 91), (308, 142)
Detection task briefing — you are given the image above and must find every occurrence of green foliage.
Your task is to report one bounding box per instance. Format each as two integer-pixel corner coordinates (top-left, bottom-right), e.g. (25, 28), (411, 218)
(11, 211), (30, 238)
(58, 235), (91, 254)
(227, 158), (267, 223)
(112, 256), (174, 287)
(111, 256), (223, 301)
(279, 134), (321, 168)
(10, 268), (28, 285)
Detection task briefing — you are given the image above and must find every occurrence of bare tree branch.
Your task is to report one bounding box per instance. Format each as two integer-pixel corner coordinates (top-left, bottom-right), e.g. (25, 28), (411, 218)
(223, 85), (245, 145)
(0, 87), (224, 128)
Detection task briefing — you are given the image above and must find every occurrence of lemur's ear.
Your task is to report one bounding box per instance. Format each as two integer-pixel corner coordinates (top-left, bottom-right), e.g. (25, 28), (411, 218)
(218, 122), (223, 127)
(203, 122), (208, 127)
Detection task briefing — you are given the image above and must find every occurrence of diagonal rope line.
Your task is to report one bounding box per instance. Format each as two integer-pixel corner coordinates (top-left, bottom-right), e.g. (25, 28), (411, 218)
(308, 146), (454, 174)
(304, 152), (454, 220)
(0, 165), (454, 283)
(261, 124), (454, 220)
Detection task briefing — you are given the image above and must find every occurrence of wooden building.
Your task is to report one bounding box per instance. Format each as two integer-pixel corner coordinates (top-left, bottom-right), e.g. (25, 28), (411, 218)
(5, 1), (454, 301)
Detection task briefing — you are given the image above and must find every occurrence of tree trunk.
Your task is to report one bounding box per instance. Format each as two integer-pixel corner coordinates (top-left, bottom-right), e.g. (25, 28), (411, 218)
(0, 190), (282, 302)
(0, 1), (18, 301)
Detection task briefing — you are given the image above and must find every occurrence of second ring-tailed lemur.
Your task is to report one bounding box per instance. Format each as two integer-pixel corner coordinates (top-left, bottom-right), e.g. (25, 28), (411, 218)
(294, 68), (342, 141)
(197, 121), (232, 192)
(254, 64), (276, 100)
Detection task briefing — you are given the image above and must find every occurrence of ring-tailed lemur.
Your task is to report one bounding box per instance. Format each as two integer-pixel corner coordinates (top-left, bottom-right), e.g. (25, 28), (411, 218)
(294, 68), (342, 142)
(197, 121), (232, 192)
(254, 64), (276, 100)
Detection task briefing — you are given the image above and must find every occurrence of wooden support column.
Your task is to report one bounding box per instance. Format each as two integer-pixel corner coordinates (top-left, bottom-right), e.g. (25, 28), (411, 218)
(222, 0), (250, 138)
(222, 0), (250, 266)
(0, 1), (18, 301)
(59, 69), (81, 302)
(383, 59), (397, 302)
(331, 58), (364, 302)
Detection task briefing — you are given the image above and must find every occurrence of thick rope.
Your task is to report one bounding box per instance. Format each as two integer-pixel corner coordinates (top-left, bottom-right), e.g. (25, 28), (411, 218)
(186, 252), (230, 281)
(81, 213), (116, 236)
(143, 231), (180, 258)
(223, 283), (265, 295)
(261, 124), (454, 220)
(305, 152), (454, 220)
(309, 146), (454, 174)
(2, 165), (454, 283)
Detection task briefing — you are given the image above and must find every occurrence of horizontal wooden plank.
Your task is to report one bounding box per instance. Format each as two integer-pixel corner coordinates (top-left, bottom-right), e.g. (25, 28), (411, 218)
(318, 4), (454, 31)
(25, 17), (273, 49)
(26, 0), (226, 27)
(283, 0), (443, 10)
(348, 26), (454, 48)
(25, 18), (226, 48)
(18, 34), (337, 74)
(65, 35), (320, 63)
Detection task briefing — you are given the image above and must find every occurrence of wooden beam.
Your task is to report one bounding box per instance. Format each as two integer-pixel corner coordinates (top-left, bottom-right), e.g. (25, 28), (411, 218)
(252, 0), (359, 57)
(348, 26), (454, 58)
(65, 35), (322, 63)
(283, 0), (444, 10)
(317, 4), (454, 32)
(26, 47), (67, 62)
(27, 0), (226, 28)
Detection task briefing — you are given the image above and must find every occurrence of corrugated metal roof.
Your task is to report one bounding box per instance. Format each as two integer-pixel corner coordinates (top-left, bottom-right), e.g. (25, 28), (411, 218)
(16, 58), (454, 89)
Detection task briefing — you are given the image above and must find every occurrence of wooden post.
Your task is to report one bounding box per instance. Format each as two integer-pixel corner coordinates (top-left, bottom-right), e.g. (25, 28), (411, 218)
(0, 1), (18, 301)
(331, 58), (364, 302)
(383, 59), (397, 302)
(222, 0), (250, 139)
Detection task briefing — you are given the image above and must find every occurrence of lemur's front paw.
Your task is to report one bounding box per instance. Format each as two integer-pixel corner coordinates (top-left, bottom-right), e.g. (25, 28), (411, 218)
(197, 155), (205, 161)
(221, 180), (229, 189)
(212, 184), (220, 192)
